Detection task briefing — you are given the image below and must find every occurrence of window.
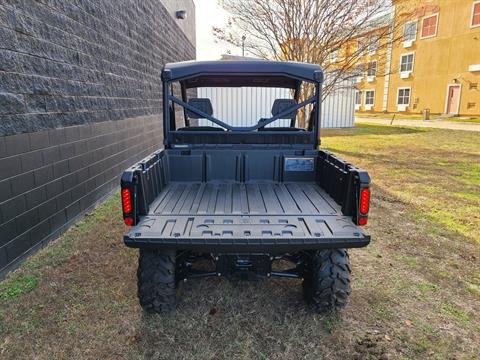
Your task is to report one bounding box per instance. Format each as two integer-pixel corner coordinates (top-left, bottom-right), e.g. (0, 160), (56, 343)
(368, 35), (379, 54)
(328, 49), (339, 62)
(404, 21), (418, 41)
(472, 1), (480, 27)
(357, 37), (367, 55)
(400, 53), (414, 72)
(356, 63), (365, 77)
(421, 14), (438, 38)
(365, 90), (375, 105)
(355, 91), (362, 105)
(367, 61), (377, 77)
(397, 88), (411, 105)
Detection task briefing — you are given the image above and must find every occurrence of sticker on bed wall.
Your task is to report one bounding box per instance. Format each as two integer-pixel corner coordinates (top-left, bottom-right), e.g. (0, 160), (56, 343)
(284, 157), (315, 172)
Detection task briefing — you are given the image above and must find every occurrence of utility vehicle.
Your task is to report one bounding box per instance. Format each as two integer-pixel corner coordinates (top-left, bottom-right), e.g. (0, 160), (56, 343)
(120, 61), (371, 313)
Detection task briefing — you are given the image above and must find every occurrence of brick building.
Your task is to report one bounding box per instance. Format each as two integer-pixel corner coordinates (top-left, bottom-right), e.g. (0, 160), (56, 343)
(0, 0), (196, 276)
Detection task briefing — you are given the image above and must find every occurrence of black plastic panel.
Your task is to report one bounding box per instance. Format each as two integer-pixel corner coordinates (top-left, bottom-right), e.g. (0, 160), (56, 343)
(122, 148), (371, 250)
(149, 182), (340, 216)
(125, 214), (369, 251)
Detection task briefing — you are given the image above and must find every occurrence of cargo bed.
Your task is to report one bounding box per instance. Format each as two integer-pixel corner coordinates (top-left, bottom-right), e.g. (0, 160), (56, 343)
(124, 179), (369, 251)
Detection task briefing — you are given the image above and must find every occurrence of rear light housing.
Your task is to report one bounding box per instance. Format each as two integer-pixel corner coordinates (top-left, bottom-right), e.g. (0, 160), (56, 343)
(358, 217), (368, 226)
(358, 187), (370, 226)
(359, 188), (370, 215)
(123, 217), (134, 226)
(121, 187), (135, 226)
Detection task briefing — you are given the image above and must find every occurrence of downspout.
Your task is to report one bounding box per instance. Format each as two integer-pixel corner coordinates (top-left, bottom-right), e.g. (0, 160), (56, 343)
(382, 7), (395, 112)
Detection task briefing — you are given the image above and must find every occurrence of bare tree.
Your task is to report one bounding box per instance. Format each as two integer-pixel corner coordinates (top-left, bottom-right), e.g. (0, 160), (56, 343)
(214, 0), (411, 125)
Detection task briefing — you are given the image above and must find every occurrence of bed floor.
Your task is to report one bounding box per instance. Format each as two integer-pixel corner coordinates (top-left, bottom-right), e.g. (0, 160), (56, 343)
(148, 181), (342, 216)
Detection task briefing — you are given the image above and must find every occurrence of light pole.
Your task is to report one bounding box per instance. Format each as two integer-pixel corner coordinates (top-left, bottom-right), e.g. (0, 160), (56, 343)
(241, 35), (246, 57)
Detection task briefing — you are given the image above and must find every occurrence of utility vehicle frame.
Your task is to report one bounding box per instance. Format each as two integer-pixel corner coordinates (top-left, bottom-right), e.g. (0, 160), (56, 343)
(120, 60), (371, 313)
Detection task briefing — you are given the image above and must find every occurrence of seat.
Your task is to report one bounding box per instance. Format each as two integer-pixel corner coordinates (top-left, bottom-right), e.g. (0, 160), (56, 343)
(258, 99), (304, 131)
(271, 99), (298, 119)
(179, 98), (224, 131)
(186, 98), (214, 119)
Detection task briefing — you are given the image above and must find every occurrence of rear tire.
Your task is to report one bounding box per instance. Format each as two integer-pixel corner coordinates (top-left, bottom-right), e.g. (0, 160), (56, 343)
(137, 249), (176, 313)
(303, 249), (351, 313)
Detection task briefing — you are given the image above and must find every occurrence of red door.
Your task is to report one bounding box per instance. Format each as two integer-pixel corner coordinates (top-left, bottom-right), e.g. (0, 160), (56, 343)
(446, 85), (460, 114)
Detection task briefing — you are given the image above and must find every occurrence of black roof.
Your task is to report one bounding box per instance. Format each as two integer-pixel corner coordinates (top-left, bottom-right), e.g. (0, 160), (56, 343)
(162, 60), (323, 88)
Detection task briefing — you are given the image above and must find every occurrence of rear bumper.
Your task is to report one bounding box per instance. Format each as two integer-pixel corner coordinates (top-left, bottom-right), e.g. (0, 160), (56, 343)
(124, 234), (370, 252)
(124, 214), (370, 252)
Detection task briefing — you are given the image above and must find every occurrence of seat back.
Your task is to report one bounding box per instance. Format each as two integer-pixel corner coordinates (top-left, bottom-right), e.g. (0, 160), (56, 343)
(187, 98), (214, 119)
(271, 99), (298, 119)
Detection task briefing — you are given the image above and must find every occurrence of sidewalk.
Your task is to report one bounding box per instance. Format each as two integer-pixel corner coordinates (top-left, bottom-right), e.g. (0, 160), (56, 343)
(355, 117), (480, 132)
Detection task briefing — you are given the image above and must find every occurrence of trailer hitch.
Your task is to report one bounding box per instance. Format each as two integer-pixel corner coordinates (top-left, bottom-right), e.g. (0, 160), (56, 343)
(176, 252), (306, 282)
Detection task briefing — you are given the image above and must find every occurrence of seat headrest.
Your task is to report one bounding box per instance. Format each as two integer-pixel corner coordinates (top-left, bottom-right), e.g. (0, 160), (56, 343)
(187, 98), (213, 119)
(271, 99), (298, 119)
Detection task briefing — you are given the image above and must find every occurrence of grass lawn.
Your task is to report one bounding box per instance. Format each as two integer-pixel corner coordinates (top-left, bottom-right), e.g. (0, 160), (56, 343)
(1, 124), (479, 360)
(355, 113), (425, 120)
(447, 117), (480, 124)
(322, 124), (480, 242)
(356, 112), (480, 123)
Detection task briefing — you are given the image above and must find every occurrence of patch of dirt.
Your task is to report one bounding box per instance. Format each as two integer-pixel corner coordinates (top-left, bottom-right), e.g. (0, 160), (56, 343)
(353, 332), (389, 360)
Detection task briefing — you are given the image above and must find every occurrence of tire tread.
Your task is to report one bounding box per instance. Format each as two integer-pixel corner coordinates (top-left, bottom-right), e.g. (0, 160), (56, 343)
(303, 249), (352, 313)
(137, 249), (176, 313)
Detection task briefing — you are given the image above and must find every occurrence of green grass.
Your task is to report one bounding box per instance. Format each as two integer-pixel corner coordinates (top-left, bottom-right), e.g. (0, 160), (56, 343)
(0, 275), (38, 300)
(416, 281), (439, 294)
(441, 303), (470, 324)
(395, 255), (419, 268)
(0, 194), (119, 306)
(355, 113), (480, 123)
(322, 123), (480, 243)
(447, 117), (480, 123)
(355, 112), (425, 120)
(466, 282), (480, 297)
(323, 312), (342, 333)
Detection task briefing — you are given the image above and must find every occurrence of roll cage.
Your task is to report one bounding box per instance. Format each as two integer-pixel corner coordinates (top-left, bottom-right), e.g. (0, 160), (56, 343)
(161, 60), (324, 149)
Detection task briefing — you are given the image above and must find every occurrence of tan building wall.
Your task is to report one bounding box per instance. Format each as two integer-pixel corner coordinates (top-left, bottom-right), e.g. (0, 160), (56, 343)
(355, 35), (389, 112)
(355, 28), (388, 112)
(358, 0), (480, 116)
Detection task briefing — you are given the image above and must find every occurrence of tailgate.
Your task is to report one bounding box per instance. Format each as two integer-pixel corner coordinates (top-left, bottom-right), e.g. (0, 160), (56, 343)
(124, 214), (370, 251)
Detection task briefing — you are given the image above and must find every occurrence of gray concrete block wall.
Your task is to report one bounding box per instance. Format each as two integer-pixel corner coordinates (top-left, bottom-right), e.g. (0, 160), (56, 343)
(0, 0), (195, 276)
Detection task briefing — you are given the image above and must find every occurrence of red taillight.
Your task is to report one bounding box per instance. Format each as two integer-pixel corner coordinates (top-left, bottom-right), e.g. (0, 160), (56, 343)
(124, 217), (134, 226)
(358, 217), (368, 226)
(121, 188), (132, 214)
(359, 188), (370, 215)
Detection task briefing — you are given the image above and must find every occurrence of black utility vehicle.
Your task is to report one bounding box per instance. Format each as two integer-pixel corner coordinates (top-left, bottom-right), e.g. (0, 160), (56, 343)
(120, 61), (371, 313)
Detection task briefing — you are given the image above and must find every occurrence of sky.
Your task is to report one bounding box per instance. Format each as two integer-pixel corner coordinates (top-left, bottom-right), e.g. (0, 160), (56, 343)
(192, 0), (393, 60)
(193, 0), (241, 60)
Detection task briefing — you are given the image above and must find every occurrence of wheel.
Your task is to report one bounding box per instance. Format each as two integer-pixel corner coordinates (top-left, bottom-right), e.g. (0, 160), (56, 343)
(302, 249), (351, 313)
(137, 249), (176, 313)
